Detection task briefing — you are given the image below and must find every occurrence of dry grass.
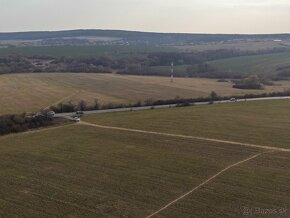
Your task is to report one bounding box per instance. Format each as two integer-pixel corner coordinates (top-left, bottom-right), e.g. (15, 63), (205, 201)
(1, 73), (290, 115)
(0, 74), (74, 114)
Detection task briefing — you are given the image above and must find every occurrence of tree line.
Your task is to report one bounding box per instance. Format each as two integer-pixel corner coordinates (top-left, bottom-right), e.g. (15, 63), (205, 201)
(49, 89), (290, 114)
(1, 47), (289, 80)
(1, 89), (289, 136)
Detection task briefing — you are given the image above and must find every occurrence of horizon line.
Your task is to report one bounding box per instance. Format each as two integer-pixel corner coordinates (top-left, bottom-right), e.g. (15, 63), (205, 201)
(0, 28), (290, 36)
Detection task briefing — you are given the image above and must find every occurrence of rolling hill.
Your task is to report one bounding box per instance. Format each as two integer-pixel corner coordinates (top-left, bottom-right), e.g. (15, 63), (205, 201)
(1, 29), (290, 46)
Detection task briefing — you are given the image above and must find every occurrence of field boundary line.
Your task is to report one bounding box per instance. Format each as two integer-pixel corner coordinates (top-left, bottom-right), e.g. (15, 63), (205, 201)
(80, 121), (290, 152)
(0, 123), (74, 141)
(43, 91), (79, 111)
(145, 151), (273, 218)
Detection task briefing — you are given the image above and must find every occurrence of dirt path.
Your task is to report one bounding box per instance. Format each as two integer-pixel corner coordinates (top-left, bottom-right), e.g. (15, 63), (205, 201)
(145, 151), (273, 218)
(0, 121), (284, 216)
(79, 121), (290, 152)
(79, 122), (287, 216)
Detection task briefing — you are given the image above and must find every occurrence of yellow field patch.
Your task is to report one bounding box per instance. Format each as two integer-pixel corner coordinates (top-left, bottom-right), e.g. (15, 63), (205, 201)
(1, 73), (290, 115)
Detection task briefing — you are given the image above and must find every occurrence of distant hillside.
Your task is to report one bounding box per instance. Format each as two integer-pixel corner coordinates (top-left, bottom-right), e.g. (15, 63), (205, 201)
(209, 52), (290, 78)
(1, 29), (290, 46)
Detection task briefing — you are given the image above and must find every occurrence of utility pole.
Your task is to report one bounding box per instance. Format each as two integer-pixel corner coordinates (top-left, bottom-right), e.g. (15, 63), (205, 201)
(171, 62), (174, 83)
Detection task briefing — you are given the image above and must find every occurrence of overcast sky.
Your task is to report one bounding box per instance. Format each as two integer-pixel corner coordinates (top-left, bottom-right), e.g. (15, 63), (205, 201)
(1, 0), (290, 33)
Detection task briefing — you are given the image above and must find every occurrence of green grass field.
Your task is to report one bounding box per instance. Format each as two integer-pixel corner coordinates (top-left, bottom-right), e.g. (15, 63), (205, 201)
(158, 151), (290, 217)
(209, 52), (290, 76)
(177, 41), (290, 52)
(0, 125), (264, 217)
(1, 73), (290, 116)
(0, 100), (289, 217)
(83, 99), (290, 149)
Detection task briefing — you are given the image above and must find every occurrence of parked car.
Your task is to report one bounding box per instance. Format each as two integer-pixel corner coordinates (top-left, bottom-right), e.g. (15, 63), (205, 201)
(72, 116), (81, 122)
(76, 111), (84, 115)
(230, 98), (237, 102)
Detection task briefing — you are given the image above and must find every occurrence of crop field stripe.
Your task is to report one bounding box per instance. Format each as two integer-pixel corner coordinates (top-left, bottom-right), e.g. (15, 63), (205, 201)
(145, 151), (273, 218)
(24, 191), (97, 215)
(79, 122), (290, 152)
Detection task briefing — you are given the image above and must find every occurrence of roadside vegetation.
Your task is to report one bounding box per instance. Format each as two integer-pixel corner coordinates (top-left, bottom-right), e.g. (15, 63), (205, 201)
(48, 89), (290, 113)
(0, 113), (68, 136)
(2, 88), (289, 136)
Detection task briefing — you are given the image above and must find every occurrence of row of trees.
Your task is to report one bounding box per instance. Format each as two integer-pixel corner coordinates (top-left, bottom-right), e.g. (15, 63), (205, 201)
(231, 75), (276, 90)
(50, 100), (100, 113)
(0, 56), (34, 73)
(49, 99), (145, 113)
(1, 89), (289, 136)
(232, 75), (264, 90)
(49, 89), (290, 114)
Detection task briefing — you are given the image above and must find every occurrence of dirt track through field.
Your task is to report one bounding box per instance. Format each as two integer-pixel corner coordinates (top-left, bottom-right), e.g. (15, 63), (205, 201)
(0, 120), (285, 216)
(145, 151), (273, 218)
(79, 121), (290, 152)
(78, 121), (281, 217)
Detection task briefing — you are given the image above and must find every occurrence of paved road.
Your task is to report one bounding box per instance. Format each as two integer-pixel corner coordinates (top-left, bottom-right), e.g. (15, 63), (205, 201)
(54, 96), (290, 118)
